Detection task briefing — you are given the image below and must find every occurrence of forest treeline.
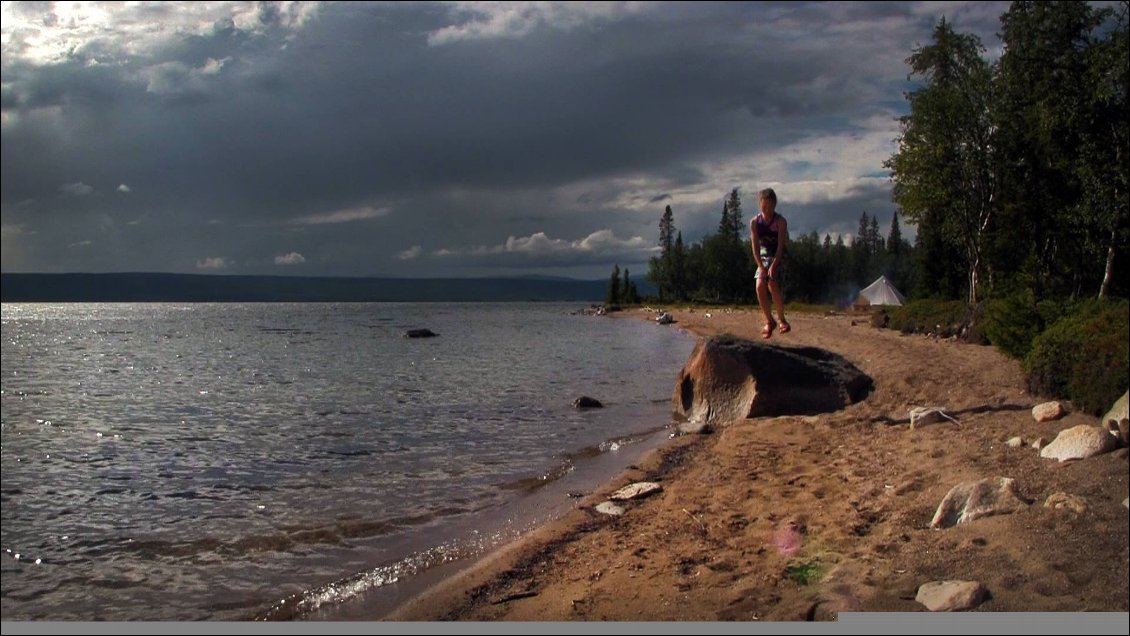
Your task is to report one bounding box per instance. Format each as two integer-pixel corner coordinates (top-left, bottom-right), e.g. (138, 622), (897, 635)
(606, 2), (1128, 415)
(629, 2), (1126, 308)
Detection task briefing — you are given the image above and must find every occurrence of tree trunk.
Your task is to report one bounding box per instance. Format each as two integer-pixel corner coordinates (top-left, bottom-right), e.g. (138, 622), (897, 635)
(1099, 229), (1115, 300)
(967, 250), (980, 305)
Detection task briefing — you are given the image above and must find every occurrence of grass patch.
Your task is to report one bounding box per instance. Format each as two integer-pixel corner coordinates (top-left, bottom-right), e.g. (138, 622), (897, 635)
(784, 560), (823, 586)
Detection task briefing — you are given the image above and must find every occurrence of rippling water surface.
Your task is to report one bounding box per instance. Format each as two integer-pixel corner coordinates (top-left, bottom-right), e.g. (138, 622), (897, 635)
(0, 302), (694, 620)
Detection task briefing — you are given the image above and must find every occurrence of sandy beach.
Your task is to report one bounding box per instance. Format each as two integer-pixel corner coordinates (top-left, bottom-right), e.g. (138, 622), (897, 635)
(388, 308), (1129, 620)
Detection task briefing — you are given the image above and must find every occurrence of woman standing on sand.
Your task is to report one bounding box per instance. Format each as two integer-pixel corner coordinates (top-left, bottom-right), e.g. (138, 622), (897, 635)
(750, 188), (790, 338)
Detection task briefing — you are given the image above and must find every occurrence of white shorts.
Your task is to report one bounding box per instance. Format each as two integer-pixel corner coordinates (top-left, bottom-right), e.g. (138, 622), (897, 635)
(756, 255), (781, 281)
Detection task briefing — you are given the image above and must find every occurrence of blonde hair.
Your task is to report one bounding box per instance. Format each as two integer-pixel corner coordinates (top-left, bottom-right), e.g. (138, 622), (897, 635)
(759, 188), (777, 204)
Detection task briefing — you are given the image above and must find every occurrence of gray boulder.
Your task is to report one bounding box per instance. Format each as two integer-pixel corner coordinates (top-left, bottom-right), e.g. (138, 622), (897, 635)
(672, 335), (872, 425)
(915, 580), (990, 611)
(1039, 424), (1120, 462)
(1100, 391), (1128, 446)
(594, 501), (625, 516)
(1032, 401), (1066, 422)
(931, 477), (1029, 529)
(572, 396), (604, 409)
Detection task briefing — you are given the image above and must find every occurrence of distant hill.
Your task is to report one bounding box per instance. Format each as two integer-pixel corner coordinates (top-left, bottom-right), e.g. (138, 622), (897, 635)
(0, 272), (655, 302)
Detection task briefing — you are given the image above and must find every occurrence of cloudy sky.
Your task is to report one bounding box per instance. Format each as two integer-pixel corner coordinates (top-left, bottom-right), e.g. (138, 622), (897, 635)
(2, 1), (1013, 278)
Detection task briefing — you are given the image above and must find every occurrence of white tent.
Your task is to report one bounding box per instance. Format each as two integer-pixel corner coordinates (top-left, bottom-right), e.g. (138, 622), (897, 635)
(854, 275), (906, 307)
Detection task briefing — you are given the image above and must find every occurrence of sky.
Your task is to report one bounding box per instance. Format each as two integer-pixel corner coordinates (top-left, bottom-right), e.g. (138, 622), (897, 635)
(1, 1), (1015, 279)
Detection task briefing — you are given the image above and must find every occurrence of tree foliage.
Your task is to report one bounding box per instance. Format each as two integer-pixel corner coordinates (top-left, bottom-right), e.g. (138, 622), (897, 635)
(992, 2), (1114, 299)
(887, 3), (1125, 305)
(886, 18), (994, 303)
(878, 3), (1127, 411)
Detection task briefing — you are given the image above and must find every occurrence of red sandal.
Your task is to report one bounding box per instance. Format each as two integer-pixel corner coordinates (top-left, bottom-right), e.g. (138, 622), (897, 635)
(778, 320), (791, 334)
(761, 319), (777, 339)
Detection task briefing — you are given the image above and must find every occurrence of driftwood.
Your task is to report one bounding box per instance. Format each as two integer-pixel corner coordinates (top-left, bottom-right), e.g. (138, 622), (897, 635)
(909, 406), (959, 430)
(491, 590), (539, 605)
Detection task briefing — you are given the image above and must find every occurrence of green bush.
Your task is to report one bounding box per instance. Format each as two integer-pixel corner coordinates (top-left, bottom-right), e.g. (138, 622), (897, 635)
(984, 292), (1095, 360)
(962, 300), (991, 345)
(1023, 299), (1129, 416)
(984, 292), (1043, 359)
(887, 299), (970, 337)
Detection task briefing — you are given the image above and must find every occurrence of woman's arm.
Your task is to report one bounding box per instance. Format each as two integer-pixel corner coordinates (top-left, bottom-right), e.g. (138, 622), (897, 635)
(769, 217), (787, 276)
(750, 219), (766, 272)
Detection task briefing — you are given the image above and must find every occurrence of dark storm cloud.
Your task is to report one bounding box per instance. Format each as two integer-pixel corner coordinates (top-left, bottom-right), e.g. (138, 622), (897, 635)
(1, 1), (1012, 276)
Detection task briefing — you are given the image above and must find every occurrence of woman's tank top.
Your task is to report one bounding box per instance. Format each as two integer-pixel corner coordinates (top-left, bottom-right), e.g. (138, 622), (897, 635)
(755, 212), (784, 256)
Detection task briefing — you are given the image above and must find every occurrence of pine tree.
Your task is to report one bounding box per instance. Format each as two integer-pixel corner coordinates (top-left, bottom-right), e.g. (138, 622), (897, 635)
(852, 212), (872, 285)
(886, 211), (912, 296)
(868, 215), (883, 254)
(722, 188), (743, 240)
(648, 205), (678, 301)
(606, 265), (621, 307)
(887, 211), (903, 256)
(708, 187), (750, 301)
(659, 206), (675, 255)
(717, 200), (732, 237)
(856, 212), (870, 250)
(671, 232), (687, 301)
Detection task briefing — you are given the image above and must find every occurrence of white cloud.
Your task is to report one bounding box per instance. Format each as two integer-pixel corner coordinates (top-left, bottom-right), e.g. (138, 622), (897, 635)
(441, 229), (653, 257)
(1, 2), (321, 67)
(117, 184), (132, 193)
(571, 110), (900, 223)
(397, 245), (422, 260)
(575, 228), (651, 252)
(144, 57), (232, 95)
(274, 251), (306, 265)
(289, 206), (390, 226)
(198, 57), (231, 76)
(59, 182), (94, 196)
(196, 256), (228, 269)
(429, 2), (642, 45)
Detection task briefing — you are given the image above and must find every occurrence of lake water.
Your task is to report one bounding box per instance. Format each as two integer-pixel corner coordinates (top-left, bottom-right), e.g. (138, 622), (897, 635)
(0, 302), (695, 620)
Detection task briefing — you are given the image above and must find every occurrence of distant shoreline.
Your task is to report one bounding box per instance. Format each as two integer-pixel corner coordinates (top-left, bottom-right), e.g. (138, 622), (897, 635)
(0, 272), (646, 303)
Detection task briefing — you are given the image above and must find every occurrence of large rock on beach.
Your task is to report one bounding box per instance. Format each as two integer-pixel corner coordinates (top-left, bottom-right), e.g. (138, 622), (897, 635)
(672, 335), (872, 425)
(915, 580), (990, 612)
(930, 476), (1029, 528)
(1101, 391), (1128, 427)
(1100, 390), (1128, 446)
(1032, 401), (1066, 422)
(1039, 424), (1120, 461)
